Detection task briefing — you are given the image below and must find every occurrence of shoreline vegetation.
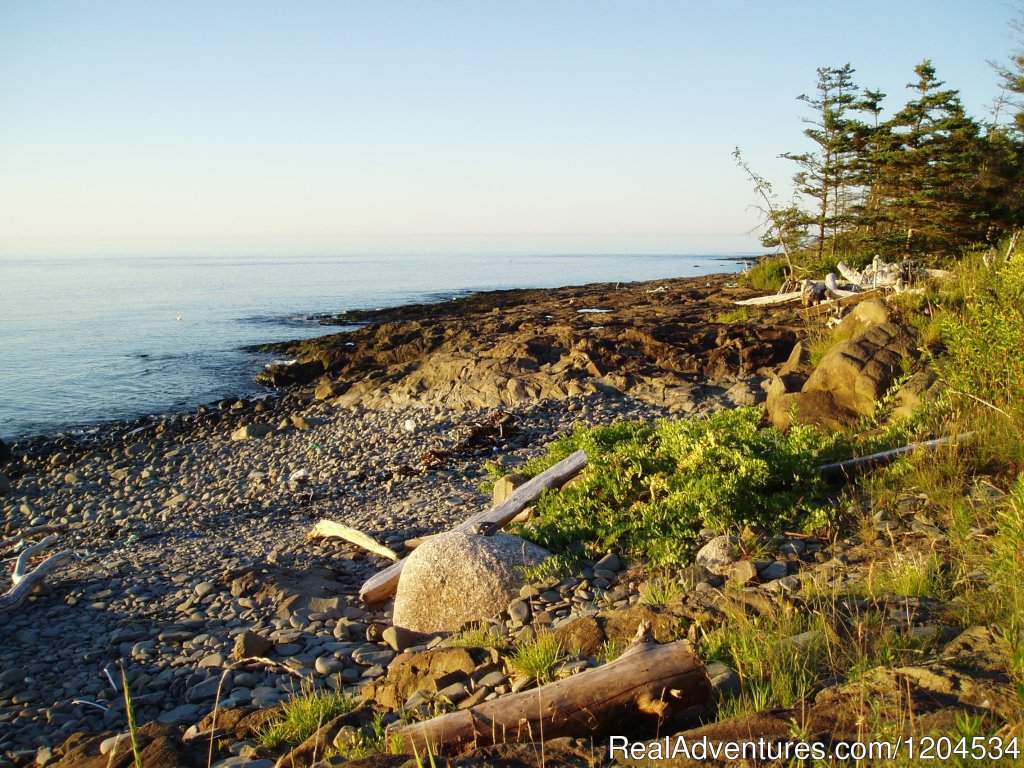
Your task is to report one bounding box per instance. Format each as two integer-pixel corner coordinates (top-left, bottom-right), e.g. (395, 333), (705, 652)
(5, 27), (1024, 768)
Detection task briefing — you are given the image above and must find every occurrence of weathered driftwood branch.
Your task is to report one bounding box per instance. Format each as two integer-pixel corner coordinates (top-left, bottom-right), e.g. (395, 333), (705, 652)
(733, 291), (802, 307)
(359, 450), (588, 603)
(799, 288), (882, 319)
(1, 535), (74, 612)
(817, 433), (974, 481)
(308, 520), (399, 561)
(389, 639), (709, 754)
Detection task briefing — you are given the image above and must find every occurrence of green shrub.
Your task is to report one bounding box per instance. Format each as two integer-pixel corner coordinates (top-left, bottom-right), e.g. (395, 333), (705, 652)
(741, 256), (788, 292)
(517, 408), (848, 565)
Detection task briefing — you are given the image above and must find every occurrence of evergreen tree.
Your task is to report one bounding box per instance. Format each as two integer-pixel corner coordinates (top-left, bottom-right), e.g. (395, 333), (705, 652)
(782, 64), (864, 261)
(985, 13), (1024, 238)
(872, 61), (984, 255)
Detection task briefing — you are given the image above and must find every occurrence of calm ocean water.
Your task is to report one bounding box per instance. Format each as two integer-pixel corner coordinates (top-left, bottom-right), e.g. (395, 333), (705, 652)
(0, 252), (746, 439)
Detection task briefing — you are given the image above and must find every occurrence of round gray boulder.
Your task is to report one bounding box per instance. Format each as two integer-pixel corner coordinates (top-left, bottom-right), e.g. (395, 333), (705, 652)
(392, 532), (550, 633)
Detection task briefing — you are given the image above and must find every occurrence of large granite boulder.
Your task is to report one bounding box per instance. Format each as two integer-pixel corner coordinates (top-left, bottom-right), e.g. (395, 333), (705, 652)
(392, 532), (550, 633)
(767, 299), (916, 430)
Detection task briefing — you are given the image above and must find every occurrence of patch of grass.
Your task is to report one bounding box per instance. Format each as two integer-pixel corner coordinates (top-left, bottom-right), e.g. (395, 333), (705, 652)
(446, 624), (509, 650)
(328, 712), (409, 760)
(518, 408), (851, 565)
(509, 631), (566, 685)
(601, 638), (626, 663)
(699, 588), (949, 722)
(257, 687), (360, 749)
(935, 252), (1024, 466)
(713, 307), (750, 324)
(700, 601), (832, 717)
(639, 576), (682, 606)
(516, 551), (584, 584)
(866, 550), (953, 600)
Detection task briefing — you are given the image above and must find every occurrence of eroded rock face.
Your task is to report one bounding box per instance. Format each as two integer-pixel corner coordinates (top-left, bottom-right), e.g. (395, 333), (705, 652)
(768, 299), (918, 430)
(392, 532), (550, 633)
(802, 321), (915, 415)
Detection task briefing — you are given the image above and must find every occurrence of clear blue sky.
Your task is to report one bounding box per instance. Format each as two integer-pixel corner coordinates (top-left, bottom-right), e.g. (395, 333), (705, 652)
(0, 1), (1018, 256)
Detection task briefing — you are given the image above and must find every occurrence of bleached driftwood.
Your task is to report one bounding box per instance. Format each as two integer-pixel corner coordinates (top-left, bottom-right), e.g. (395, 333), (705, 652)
(308, 520), (399, 561)
(389, 638), (709, 754)
(817, 433), (974, 481)
(733, 291), (802, 306)
(741, 255), (948, 309)
(0, 535), (74, 612)
(359, 450), (588, 603)
(824, 273), (860, 299)
(837, 261), (863, 285)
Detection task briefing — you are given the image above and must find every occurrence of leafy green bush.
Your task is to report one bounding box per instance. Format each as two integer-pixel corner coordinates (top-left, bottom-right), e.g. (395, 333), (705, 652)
(516, 408), (847, 565)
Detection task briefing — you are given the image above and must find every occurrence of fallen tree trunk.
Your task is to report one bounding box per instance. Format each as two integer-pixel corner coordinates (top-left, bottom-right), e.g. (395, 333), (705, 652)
(389, 639), (709, 754)
(308, 520), (399, 561)
(359, 450), (588, 603)
(0, 535), (75, 613)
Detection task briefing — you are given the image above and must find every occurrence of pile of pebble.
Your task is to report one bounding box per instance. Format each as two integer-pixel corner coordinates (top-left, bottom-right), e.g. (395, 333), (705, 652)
(0, 388), (722, 759)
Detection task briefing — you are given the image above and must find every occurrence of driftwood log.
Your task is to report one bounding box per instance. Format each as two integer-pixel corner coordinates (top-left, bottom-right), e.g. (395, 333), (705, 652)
(308, 520), (399, 561)
(0, 535), (74, 612)
(359, 450), (588, 603)
(817, 433), (974, 481)
(389, 638), (709, 754)
(733, 290), (802, 307)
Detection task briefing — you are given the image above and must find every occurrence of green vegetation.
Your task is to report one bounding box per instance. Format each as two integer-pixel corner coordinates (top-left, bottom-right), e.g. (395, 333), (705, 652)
(446, 624), (510, 650)
(516, 551), (583, 584)
(712, 307), (749, 324)
(515, 408), (850, 565)
(740, 255), (788, 292)
(600, 638), (626, 663)
(257, 687), (360, 749)
(639, 576), (682, 606)
(508, 631), (567, 685)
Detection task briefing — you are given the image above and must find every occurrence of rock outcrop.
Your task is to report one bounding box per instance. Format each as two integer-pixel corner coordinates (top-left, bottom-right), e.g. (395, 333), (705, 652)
(767, 299), (918, 430)
(256, 275), (802, 412)
(392, 532), (550, 633)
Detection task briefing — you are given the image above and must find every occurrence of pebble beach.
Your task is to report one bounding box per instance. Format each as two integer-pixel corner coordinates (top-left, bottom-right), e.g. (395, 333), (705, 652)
(0, 351), (709, 757)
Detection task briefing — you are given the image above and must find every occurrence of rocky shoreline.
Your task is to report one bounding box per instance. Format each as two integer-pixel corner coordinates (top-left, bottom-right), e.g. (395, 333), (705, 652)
(0, 272), (787, 761)
(252, 272), (799, 412)
(4, 270), (1005, 768)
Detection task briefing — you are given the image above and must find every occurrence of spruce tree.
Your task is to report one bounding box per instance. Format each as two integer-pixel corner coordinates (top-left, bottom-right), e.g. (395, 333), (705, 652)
(782, 64), (864, 262)
(873, 61), (984, 255)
